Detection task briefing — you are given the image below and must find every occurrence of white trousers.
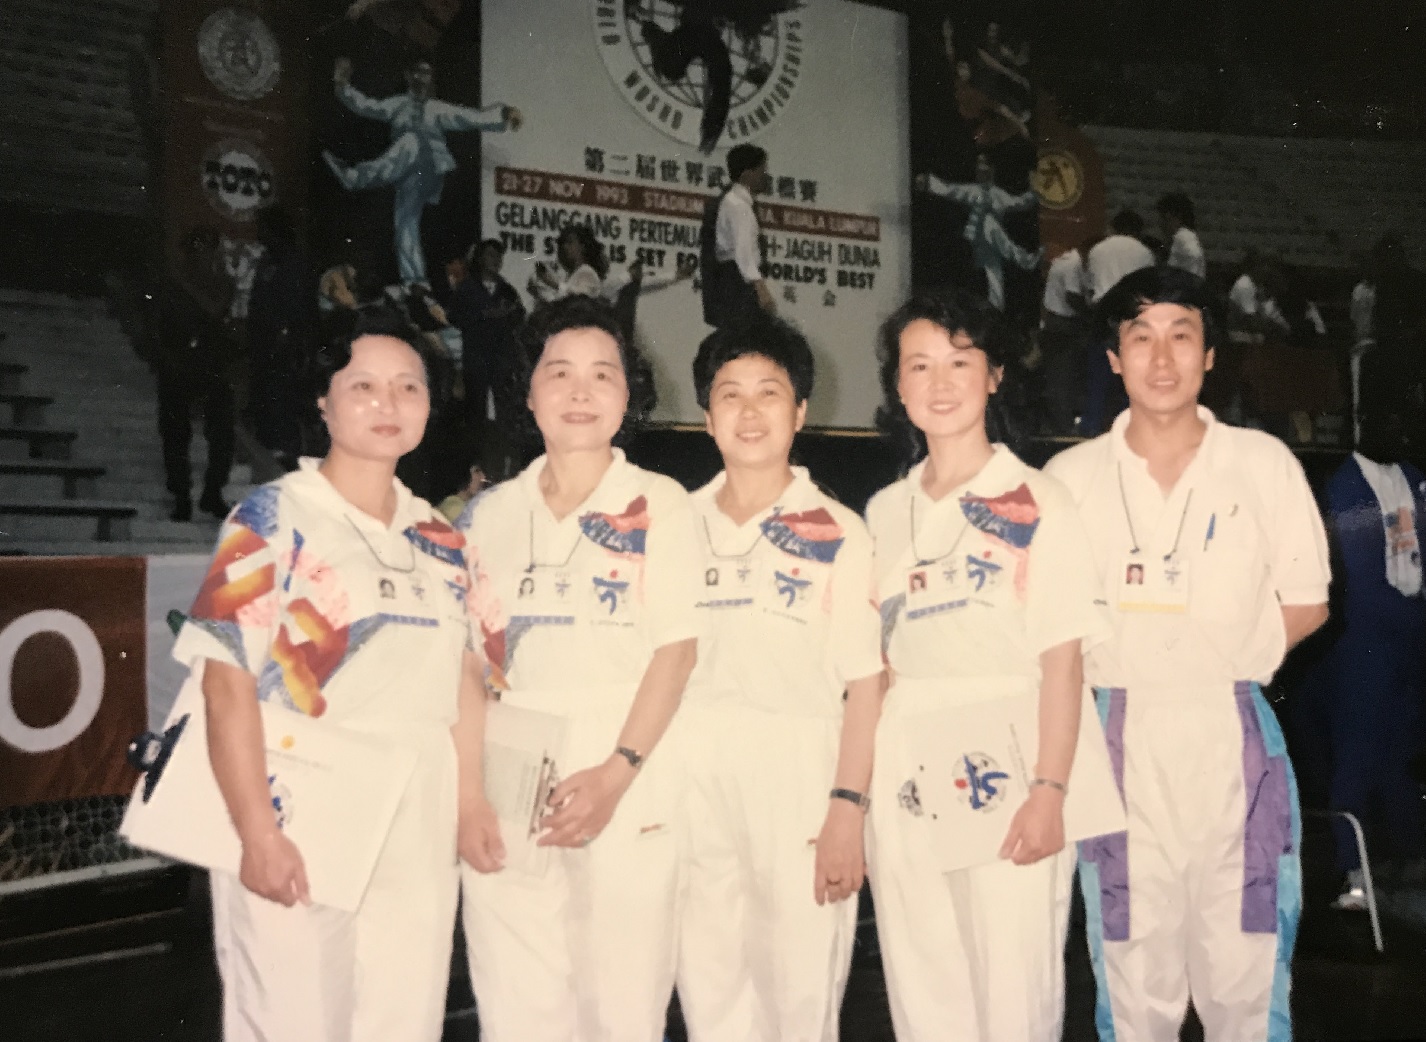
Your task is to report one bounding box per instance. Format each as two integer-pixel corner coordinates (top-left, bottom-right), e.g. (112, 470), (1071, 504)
(867, 677), (1075, 1042)
(461, 693), (684, 1042)
(676, 702), (858, 1042)
(1078, 683), (1299, 1042)
(211, 726), (460, 1042)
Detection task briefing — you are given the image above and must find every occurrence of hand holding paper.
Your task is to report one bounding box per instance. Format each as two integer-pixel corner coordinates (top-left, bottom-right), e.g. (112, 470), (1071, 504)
(538, 758), (634, 848)
(997, 784), (1067, 866)
(458, 798), (506, 873)
(241, 829), (311, 906)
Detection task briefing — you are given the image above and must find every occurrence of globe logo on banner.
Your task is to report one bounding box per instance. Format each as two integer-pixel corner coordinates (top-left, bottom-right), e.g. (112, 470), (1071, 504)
(1032, 148), (1085, 211)
(201, 138), (276, 221)
(197, 7), (282, 102)
(593, 1), (807, 152)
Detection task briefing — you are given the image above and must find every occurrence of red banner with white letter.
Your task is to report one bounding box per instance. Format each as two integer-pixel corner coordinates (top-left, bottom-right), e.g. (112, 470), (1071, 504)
(0, 558), (147, 810)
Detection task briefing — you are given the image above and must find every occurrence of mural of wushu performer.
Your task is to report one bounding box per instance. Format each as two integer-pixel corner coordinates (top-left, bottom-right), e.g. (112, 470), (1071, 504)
(323, 57), (524, 287)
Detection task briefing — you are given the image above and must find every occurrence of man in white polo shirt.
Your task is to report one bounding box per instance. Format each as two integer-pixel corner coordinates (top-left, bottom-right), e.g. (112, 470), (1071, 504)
(1045, 265), (1330, 1042)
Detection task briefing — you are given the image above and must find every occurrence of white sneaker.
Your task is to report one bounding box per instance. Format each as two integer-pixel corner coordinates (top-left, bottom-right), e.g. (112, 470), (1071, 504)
(1332, 869), (1367, 911)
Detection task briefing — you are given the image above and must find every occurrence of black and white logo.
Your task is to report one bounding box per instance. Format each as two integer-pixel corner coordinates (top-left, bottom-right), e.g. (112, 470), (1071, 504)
(197, 8), (281, 102)
(594, 1), (807, 153)
(201, 138), (276, 221)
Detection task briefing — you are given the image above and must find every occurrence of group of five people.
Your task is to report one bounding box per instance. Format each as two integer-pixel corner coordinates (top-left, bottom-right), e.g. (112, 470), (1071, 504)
(175, 262), (1327, 1042)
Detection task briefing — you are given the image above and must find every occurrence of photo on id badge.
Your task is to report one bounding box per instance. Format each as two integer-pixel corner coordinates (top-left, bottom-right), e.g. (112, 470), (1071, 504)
(1116, 553), (1189, 612)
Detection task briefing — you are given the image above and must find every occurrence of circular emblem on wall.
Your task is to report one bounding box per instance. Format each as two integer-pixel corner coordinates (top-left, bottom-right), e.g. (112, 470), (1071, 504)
(197, 8), (281, 102)
(593, 1), (807, 152)
(201, 138), (276, 221)
(1032, 148), (1085, 211)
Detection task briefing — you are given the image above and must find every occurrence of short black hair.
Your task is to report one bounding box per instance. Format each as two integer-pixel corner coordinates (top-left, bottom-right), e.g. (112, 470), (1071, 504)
(692, 315), (815, 411)
(727, 144), (768, 184)
(1156, 192), (1196, 230)
(875, 288), (1021, 468)
(1096, 264), (1224, 355)
(310, 304), (430, 399)
(513, 295), (656, 447)
(477, 238), (504, 256)
(1111, 209), (1144, 237)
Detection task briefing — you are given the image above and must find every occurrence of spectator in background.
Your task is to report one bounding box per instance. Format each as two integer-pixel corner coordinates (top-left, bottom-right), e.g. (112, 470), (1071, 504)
(1158, 192), (1206, 278)
(157, 227), (239, 522)
(1241, 259), (1338, 443)
(914, 153), (1040, 311)
(1039, 242), (1090, 434)
(530, 224), (609, 304)
(1315, 401), (1426, 908)
(1081, 212), (1154, 433)
(447, 239), (525, 448)
(701, 142), (775, 327)
(1349, 252), (1378, 445)
(245, 207), (313, 469)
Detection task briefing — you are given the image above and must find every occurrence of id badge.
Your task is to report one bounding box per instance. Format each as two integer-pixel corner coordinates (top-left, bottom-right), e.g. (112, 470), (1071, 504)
(376, 570), (439, 624)
(1116, 554), (1191, 613)
(701, 558), (756, 610)
(905, 558), (969, 622)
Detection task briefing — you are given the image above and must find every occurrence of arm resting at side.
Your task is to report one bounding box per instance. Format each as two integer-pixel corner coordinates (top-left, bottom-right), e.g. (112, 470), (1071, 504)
(1282, 602), (1329, 650)
(814, 670), (886, 905)
(999, 638), (1083, 865)
(452, 649), (505, 872)
(538, 637), (697, 847)
(203, 659), (310, 906)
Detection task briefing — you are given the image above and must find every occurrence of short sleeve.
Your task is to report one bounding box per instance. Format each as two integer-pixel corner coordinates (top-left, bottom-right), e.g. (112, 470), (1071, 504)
(565, 265), (603, 299)
(1268, 446), (1331, 605)
(829, 520), (884, 685)
(643, 483), (703, 649)
(1023, 478), (1113, 657)
(172, 488), (284, 678)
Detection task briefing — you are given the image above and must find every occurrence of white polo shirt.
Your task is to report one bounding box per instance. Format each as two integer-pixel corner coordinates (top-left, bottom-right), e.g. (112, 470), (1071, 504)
(173, 459), (471, 731)
(1167, 227), (1206, 279)
(868, 446), (1110, 684)
(1086, 235), (1156, 303)
(715, 184), (763, 284)
(1043, 407), (1330, 689)
(1042, 249), (1087, 320)
(685, 468), (882, 718)
(457, 449), (701, 695)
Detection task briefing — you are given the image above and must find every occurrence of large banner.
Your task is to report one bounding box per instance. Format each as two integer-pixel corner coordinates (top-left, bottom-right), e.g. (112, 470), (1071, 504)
(0, 557), (205, 812)
(481, 1), (911, 428)
(159, 1), (310, 298)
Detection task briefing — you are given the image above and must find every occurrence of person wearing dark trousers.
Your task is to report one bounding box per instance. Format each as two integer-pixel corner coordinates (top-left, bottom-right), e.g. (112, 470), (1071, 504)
(701, 143), (775, 330)
(246, 208), (313, 468)
(157, 227), (240, 522)
(1317, 404), (1426, 908)
(445, 239), (525, 475)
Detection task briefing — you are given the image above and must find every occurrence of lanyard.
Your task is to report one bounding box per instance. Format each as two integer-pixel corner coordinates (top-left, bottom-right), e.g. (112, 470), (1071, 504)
(700, 514), (766, 560)
(909, 495), (972, 567)
(346, 516), (416, 573)
(1116, 465), (1193, 560)
(526, 511), (583, 573)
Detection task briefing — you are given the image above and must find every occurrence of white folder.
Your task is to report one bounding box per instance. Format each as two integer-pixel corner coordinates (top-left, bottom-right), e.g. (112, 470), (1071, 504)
(481, 700), (567, 877)
(120, 671), (417, 911)
(903, 688), (1126, 873)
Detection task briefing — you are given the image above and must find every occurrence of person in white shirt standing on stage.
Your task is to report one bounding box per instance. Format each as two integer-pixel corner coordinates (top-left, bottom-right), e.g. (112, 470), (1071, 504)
(1044, 265), (1330, 1042)
(175, 308), (486, 1042)
(866, 289), (1110, 1042)
(676, 317), (885, 1042)
(1040, 241), (1091, 434)
(701, 143), (776, 328)
(455, 294), (702, 1042)
(1158, 193), (1206, 279)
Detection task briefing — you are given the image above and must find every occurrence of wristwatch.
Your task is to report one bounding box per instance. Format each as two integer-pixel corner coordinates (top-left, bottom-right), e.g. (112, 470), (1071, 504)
(830, 787), (870, 811)
(614, 746), (644, 769)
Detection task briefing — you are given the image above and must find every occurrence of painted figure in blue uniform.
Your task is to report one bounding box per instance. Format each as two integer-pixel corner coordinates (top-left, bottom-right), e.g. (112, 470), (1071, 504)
(915, 153), (1040, 310)
(324, 57), (523, 286)
(1318, 406), (1426, 908)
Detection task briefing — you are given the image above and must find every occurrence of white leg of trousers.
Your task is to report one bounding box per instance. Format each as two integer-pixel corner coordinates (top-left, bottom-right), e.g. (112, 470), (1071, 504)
(1092, 693), (1286, 1042)
(463, 708), (683, 1042)
(678, 705), (757, 1042)
(212, 732), (459, 1042)
(868, 711), (1075, 1042)
(678, 706), (857, 1042)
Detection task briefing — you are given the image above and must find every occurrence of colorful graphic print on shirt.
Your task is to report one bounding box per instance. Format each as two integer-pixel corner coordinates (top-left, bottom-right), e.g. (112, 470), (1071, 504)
(186, 487), (469, 717)
(959, 482), (1040, 599)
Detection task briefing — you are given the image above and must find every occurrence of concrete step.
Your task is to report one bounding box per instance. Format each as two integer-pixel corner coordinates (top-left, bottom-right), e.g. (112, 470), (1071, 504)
(0, 460), (106, 498)
(0, 541), (213, 558)
(0, 499), (137, 541)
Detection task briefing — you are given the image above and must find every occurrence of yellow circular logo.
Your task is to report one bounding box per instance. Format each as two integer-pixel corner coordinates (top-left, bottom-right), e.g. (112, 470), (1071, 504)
(1033, 149), (1084, 211)
(280, 735), (295, 750)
